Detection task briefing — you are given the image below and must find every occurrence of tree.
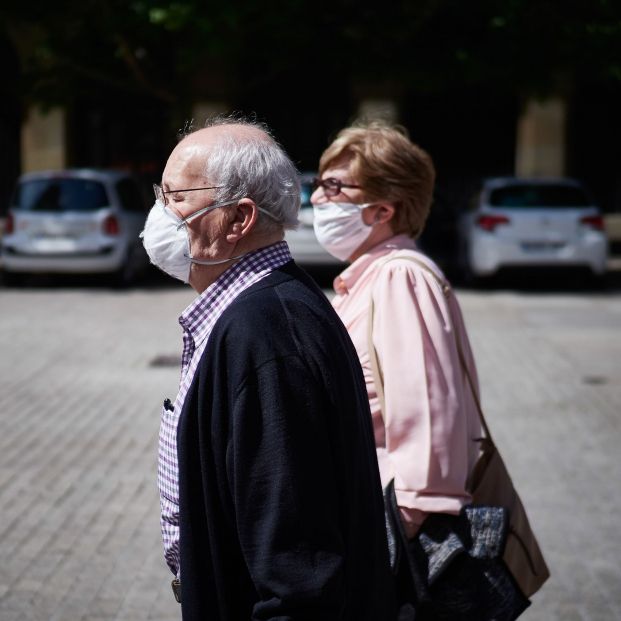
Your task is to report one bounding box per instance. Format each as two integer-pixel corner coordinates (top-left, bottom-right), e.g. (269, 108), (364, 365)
(2, 0), (620, 112)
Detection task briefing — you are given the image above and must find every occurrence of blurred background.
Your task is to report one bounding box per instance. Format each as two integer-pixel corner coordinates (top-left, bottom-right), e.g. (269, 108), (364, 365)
(1, 4), (621, 621)
(1, 0), (620, 275)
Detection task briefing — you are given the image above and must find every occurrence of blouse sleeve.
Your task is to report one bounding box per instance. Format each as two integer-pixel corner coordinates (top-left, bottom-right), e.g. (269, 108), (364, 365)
(371, 260), (474, 536)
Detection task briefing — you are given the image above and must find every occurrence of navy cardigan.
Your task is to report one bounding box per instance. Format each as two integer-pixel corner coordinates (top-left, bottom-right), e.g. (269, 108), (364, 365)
(177, 261), (395, 620)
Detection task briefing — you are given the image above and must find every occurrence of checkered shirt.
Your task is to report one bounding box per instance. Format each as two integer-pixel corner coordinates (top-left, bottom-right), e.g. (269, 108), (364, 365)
(157, 241), (293, 576)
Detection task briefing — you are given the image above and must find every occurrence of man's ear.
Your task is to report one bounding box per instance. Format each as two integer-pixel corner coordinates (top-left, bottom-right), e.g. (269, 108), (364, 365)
(226, 199), (258, 243)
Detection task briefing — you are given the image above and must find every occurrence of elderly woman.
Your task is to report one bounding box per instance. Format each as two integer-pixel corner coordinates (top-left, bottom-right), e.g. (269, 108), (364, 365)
(310, 123), (482, 540)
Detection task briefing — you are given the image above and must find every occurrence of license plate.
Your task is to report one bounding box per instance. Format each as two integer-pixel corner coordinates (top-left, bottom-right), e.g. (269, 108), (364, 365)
(34, 232), (79, 240)
(521, 241), (565, 251)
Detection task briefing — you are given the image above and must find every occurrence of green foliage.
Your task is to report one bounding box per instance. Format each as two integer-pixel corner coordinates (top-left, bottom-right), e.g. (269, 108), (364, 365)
(1, 0), (620, 109)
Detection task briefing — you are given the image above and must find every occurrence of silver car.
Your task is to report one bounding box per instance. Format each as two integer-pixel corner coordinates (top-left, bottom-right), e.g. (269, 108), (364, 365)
(285, 173), (345, 267)
(1, 169), (150, 285)
(459, 177), (608, 279)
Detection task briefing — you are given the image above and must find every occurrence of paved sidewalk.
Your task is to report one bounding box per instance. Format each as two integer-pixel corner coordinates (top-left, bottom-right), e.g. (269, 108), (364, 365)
(0, 279), (619, 620)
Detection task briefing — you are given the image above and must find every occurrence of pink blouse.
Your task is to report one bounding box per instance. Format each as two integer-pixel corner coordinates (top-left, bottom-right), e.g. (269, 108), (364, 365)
(332, 235), (482, 537)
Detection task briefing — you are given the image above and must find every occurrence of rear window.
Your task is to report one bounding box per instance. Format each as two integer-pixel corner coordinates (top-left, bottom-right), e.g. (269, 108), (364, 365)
(489, 184), (591, 208)
(116, 178), (146, 213)
(300, 181), (313, 208)
(13, 178), (110, 212)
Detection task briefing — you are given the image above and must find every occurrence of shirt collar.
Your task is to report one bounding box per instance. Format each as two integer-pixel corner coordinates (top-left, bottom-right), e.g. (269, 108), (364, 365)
(333, 234), (416, 295)
(179, 241), (291, 345)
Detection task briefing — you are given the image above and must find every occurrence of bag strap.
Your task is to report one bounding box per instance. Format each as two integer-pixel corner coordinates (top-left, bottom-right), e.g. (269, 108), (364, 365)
(366, 254), (493, 443)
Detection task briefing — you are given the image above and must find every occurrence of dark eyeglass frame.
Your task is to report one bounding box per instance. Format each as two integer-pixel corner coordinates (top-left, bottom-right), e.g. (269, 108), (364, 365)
(312, 177), (361, 198)
(153, 183), (223, 206)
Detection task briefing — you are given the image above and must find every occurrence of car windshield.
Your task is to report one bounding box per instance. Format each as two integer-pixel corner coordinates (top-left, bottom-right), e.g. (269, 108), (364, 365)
(13, 178), (110, 212)
(489, 184), (591, 208)
(300, 181), (313, 208)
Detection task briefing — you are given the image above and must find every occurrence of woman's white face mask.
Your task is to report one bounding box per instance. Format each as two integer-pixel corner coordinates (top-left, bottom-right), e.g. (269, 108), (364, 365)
(139, 199), (242, 283)
(313, 201), (373, 262)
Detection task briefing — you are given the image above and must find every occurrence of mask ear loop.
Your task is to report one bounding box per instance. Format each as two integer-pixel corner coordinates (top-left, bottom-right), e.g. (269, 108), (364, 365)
(181, 202), (283, 265)
(360, 202), (388, 225)
(174, 200), (239, 267)
(358, 203), (376, 227)
(189, 253), (248, 266)
(176, 200), (282, 231)
(373, 205), (385, 224)
(175, 199), (239, 230)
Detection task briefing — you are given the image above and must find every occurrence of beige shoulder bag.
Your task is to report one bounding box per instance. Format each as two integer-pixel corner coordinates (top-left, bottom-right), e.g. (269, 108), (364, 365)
(367, 255), (549, 599)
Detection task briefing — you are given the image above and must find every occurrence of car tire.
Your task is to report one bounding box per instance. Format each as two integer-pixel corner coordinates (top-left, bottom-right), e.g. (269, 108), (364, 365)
(584, 270), (607, 291)
(456, 239), (480, 287)
(109, 246), (141, 288)
(1, 270), (25, 287)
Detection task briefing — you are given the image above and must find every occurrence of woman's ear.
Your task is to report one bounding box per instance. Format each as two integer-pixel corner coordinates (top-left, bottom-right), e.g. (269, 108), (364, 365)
(373, 203), (396, 224)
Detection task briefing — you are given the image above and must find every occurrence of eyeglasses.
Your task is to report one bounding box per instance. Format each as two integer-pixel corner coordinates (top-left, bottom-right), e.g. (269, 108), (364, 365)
(153, 183), (222, 206)
(312, 177), (361, 198)
(174, 199), (239, 229)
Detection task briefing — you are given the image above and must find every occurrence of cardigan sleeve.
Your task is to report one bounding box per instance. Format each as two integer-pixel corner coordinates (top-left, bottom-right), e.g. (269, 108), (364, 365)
(227, 353), (345, 621)
(371, 260), (474, 537)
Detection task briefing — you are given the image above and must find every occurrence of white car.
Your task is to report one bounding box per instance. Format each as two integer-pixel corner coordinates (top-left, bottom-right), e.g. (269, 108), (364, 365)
(459, 177), (608, 279)
(285, 173), (345, 267)
(1, 169), (150, 285)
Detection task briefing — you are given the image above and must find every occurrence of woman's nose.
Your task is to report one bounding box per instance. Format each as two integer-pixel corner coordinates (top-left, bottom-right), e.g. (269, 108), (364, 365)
(310, 187), (326, 204)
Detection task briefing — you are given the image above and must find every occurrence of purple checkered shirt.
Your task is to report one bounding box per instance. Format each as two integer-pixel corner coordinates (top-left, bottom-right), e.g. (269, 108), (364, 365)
(157, 241), (292, 576)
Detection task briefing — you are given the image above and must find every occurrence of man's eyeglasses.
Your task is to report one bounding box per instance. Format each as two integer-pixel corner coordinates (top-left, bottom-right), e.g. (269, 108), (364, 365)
(312, 177), (361, 198)
(153, 183), (222, 206)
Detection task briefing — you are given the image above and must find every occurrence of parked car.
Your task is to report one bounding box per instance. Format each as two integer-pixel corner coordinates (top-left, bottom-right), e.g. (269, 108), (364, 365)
(1, 169), (150, 285)
(458, 177), (608, 279)
(285, 172), (345, 267)
(417, 186), (462, 277)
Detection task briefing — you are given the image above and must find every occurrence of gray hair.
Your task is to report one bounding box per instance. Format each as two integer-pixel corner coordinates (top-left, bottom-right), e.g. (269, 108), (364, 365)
(183, 116), (300, 234)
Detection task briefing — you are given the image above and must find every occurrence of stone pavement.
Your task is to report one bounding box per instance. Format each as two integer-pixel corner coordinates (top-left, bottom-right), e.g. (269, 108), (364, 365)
(0, 275), (620, 620)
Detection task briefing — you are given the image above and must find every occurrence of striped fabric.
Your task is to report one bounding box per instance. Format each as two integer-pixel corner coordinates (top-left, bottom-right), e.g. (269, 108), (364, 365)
(157, 241), (292, 576)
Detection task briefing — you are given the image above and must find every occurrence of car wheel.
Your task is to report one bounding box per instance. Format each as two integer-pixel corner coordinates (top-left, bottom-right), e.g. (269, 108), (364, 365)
(109, 246), (140, 288)
(584, 270), (607, 291)
(456, 239), (479, 287)
(1, 271), (25, 287)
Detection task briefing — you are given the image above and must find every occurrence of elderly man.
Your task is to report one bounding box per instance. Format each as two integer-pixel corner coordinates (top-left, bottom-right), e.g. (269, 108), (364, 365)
(141, 119), (395, 620)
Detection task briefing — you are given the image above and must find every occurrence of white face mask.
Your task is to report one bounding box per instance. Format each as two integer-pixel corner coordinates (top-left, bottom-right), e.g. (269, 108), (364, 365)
(139, 199), (243, 283)
(313, 202), (373, 262)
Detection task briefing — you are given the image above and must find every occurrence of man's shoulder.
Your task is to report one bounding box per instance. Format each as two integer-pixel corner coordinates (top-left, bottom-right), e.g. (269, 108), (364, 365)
(229, 262), (327, 317)
(210, 262), (338, 344)
(197, 263), (353, 381)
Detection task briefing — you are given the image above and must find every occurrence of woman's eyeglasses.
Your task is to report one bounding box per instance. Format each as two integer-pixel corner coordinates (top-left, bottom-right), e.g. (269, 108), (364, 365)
(312, 177), (361, 198)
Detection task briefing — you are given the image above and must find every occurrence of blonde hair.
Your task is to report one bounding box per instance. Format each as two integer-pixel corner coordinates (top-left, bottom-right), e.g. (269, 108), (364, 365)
(318, 122), (436, 238)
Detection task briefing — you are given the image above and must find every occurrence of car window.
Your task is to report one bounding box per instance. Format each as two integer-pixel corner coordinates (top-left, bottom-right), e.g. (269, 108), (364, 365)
(300, 181), (313, 208)
(489, 184), (591, 208)
(468, 190), (482, 211)
(14, 179), (110, 212)
(116, 178), (146, 213)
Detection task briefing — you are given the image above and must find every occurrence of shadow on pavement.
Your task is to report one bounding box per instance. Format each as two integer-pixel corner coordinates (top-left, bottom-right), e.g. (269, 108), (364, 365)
(0, 265), (186, 291)
(4, 263), (619, 296)
(0, 263), (343, 292)
(451, 265), (621, 295)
